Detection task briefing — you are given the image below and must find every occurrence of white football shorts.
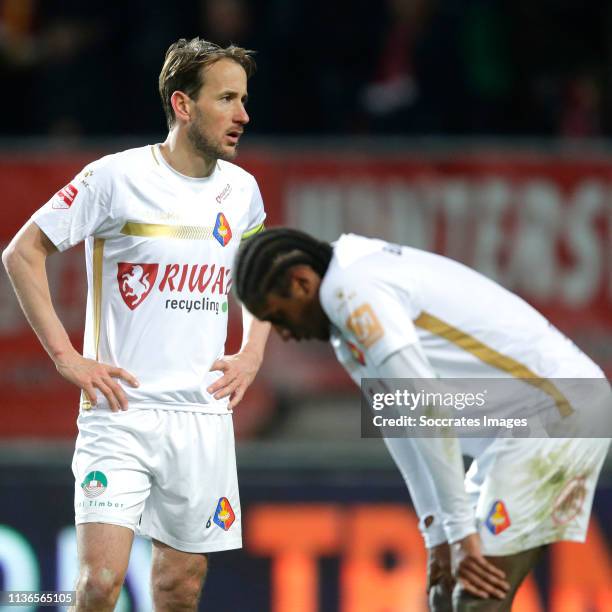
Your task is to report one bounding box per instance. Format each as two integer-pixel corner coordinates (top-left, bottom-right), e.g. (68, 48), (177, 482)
(466, 437), (610, 556)
(72, 407), (241, 553)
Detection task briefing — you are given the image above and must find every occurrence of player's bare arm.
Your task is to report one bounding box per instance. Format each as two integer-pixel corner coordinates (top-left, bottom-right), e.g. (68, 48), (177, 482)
(2, 220), (139, 411)
(208, 307), (270, 408)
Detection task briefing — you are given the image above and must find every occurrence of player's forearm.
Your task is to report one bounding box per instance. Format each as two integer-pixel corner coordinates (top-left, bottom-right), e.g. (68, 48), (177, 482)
(383, 436), (447, 548)
(377, 347), (476, 543)
(240, 306), (270, 362)
(3, 243), (76, 364)
(410, 436), (476, 543)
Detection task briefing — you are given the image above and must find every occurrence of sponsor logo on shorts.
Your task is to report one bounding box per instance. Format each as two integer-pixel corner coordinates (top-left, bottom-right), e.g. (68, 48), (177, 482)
(53, 183), (78, 209)
(117, 263), (159, 310)
(552, 477), (587, 525)
(76, 500), (124, 509)
(346, 303), (384, 348)
(213, 496), (235, 531)
(81, 470), (108, 498)
(213, 212), (232, 247)
(347, 341), (366, 366)
(485, 500), (511, 535)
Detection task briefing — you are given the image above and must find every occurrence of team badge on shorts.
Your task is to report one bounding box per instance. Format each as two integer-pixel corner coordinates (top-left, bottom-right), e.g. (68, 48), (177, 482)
(213, 213), (232, 247)
(81, 471), (108, 498)
(485, 500), (511, 535)
(213, 497), (236, 531)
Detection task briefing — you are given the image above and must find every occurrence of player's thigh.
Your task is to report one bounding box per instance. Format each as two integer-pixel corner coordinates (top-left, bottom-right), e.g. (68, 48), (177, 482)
(452, 546), (544, 612)
(76, 522), (134, 579)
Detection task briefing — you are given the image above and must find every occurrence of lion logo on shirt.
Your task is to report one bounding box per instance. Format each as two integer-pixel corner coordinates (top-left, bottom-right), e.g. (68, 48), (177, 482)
(123, 266), (150, 302)
(117, 263), (159, 310)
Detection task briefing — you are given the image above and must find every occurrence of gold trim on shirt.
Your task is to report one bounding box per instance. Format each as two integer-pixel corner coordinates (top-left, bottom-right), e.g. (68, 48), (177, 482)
(81, 237), (105, 411)
(241, 222), (265, 241)
(93, 237), (104, 359)
(121, 222), (214, 240)
(414, 311), (573, 416)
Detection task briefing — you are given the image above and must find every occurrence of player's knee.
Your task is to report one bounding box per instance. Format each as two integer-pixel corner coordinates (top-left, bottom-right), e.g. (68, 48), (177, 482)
(152, 573), (205, 610)
(452, 585), (508, 612)
(76, 566), (123, 610)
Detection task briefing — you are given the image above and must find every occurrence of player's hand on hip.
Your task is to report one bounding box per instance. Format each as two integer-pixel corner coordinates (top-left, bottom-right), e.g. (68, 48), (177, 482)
(451, 533), (510, 600)
(208, 348), (262, 409)
(55, 349), (139, 412)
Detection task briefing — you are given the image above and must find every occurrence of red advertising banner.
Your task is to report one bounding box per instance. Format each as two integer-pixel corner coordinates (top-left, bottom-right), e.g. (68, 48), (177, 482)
(0, 147), (610, 437)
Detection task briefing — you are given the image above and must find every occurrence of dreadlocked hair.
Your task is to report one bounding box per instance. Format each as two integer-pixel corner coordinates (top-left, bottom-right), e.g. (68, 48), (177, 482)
(235, 227), (333, 309)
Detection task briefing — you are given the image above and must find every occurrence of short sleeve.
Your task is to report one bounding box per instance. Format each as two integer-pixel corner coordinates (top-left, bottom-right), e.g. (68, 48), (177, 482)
(241, 177), (266, 240)
(31, 159), (115, 251)
(321, 271), (419, 367)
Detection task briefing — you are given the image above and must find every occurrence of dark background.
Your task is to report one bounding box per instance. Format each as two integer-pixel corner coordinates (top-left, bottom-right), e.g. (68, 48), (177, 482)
(1, 0), (610, 140)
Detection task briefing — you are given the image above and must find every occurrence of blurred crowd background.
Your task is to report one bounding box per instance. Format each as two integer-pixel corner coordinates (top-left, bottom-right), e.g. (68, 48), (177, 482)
(1, 2), (611, 610)
(1, 0), (610, 139)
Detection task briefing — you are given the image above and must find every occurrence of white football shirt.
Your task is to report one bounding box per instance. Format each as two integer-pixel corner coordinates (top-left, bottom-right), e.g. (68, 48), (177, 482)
(33, 144), (265, 413)
(320, 234), (603, 398)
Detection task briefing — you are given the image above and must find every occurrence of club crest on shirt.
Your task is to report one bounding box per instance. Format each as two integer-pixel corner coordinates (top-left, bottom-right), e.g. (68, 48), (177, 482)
(52, 183), (78, 209)
(346, 303), (384, 348)
(213, 496), (236, 531)
(117, 262), (159, 310)
(485, 500), (511, 535)
(213, 212), (232, 247)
